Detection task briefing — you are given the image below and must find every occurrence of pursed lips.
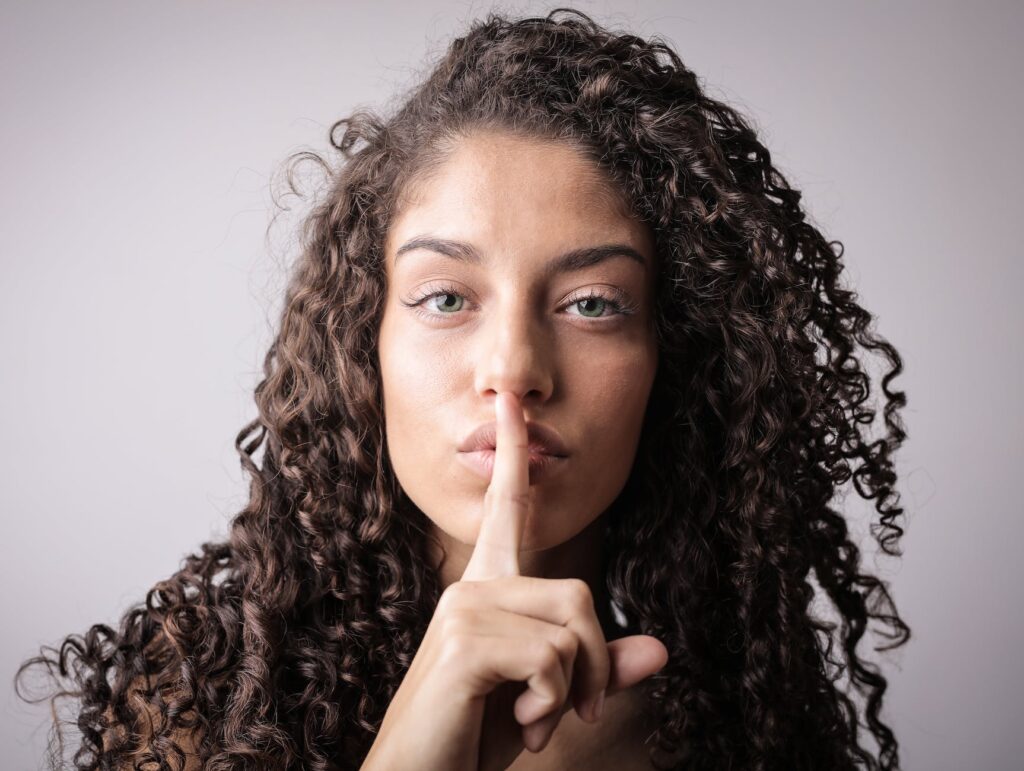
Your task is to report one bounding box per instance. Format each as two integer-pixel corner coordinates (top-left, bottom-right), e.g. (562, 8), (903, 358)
(455, 418), (570, 484)
(456, 420), (570, 457)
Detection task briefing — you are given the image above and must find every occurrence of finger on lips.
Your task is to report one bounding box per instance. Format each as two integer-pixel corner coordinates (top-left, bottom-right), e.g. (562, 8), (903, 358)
(462, 391), (529, 582)
(459, 392), (608, 738)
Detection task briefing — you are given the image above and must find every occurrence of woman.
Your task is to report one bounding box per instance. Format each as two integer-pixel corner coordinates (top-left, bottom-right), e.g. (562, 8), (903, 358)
(16, 8), (911, 770)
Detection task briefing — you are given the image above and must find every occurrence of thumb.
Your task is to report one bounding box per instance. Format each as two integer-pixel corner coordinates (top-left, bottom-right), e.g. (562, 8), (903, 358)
(604, 635), (669, 694)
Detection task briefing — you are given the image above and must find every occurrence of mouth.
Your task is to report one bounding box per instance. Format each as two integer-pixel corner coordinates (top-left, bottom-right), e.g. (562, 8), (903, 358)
(457, 420), (570, 457)
(456, 448), (568, 485)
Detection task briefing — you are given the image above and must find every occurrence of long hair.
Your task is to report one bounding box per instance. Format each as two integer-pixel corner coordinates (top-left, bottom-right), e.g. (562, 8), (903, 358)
(15, 8), (911, 770)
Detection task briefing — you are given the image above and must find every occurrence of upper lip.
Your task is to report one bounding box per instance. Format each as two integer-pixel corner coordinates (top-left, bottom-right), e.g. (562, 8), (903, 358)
(457, 420), (569, 457)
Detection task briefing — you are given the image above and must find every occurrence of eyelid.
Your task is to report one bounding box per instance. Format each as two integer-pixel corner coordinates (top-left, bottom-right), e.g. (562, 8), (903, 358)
(401, 281), (639, 319)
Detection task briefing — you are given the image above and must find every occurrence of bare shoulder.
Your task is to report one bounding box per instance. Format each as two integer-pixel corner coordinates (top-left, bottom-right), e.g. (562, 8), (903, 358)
(601, 684), (667, 769)
(568, 684), (690, 770)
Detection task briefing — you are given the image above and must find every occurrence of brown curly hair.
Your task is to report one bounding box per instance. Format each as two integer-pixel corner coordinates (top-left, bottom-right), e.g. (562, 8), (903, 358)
(15, 8), (911, 770)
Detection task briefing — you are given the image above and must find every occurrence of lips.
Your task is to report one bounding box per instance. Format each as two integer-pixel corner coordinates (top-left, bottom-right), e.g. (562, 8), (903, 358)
(456, 419), (569, 485)
(456, 420), (569, 457)
(456, 447), (568, 484)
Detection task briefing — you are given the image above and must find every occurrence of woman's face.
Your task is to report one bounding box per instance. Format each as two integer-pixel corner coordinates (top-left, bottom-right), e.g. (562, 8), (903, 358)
(377, 130), (658, 556)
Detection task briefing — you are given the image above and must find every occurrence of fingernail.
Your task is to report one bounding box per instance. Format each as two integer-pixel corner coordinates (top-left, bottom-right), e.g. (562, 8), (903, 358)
(593, 689), (605, 721)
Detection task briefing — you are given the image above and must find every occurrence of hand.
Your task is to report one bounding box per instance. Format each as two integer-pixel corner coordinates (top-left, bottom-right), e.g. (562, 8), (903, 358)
(361, 392), (668, 771)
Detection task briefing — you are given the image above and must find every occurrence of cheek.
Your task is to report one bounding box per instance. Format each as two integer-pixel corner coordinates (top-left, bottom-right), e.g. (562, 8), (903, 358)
(603, 358), (652, 411)
(567, 343), (656, 473)
(380, 316), (449, 410)
(571, 335), (655, 408)
(519, 347), (653, 549)
(378, 318), (466, 496)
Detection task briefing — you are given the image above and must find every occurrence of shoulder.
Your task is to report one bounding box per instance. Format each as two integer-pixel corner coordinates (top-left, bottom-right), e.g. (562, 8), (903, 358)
(605, 683), (689, 770)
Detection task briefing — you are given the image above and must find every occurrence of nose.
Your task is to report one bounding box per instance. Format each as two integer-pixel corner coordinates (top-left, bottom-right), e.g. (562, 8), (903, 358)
(472, 297), (554, 407)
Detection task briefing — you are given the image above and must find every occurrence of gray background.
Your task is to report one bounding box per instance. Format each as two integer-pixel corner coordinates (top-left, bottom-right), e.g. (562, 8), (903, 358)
(2, 1), (1021, 768)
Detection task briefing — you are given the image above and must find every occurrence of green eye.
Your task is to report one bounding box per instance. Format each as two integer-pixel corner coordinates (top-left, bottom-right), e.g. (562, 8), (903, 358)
(574, 297), (608, 318)
(405, 283), (637, 321)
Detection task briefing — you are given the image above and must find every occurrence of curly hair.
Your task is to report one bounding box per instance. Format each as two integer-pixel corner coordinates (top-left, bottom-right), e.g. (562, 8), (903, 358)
(15, 8), (911, 770)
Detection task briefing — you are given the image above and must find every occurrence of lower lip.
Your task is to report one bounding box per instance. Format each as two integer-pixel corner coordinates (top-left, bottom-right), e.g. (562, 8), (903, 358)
(456, 449), (568, 485)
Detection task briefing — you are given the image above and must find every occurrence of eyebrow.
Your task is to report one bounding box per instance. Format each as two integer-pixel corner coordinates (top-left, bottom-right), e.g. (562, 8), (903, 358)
(394, 236), (647, 274)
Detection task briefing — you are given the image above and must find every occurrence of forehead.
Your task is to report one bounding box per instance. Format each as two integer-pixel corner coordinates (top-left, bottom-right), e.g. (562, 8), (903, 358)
(385, 131), (645, 260)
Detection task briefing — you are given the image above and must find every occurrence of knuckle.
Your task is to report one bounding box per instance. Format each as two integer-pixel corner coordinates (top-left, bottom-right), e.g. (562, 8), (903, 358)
(486, 486), (530, 508)
(509, 491), (531, 507)
(441, 608), (475, 637)
(552, 625), (579, 657)
(436, 584), (462, 614)
(438, 580), (476, 612)
(535, 640), (562, 674)
(439, 627), (477, 663)
(564, 578), (593, 612)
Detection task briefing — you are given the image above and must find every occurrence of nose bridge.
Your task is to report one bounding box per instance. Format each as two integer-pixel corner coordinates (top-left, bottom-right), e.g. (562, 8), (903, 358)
(474, 289), (554, 401)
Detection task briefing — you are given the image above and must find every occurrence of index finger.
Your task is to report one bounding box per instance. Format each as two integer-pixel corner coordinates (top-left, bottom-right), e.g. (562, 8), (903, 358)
(460, 391), (530, 581)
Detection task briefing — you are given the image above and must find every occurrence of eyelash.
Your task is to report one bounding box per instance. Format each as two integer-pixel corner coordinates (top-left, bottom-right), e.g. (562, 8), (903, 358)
(403, 282), (638, 322)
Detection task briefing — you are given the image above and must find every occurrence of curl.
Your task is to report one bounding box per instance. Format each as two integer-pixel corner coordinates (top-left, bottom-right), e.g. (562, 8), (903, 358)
(17, 8), (910, 769)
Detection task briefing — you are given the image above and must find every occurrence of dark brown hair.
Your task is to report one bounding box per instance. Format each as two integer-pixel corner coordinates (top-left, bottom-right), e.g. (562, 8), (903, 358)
(16, 8), (911, 770)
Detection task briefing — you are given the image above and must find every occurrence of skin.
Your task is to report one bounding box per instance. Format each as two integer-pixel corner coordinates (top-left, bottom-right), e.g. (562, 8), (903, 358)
(361, 388), (670, 770)
(375, 129), (662, 761)
(377, 129), (659, 591)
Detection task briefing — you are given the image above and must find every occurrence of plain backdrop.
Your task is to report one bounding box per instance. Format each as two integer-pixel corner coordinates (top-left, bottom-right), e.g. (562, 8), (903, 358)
(2, 1), (1021, 769)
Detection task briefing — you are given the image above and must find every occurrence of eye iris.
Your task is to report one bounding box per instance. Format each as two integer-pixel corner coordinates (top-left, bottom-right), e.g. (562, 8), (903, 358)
(577, 297), (605, 317)
(424, 292), (613, 317)
(435, 293), (463, 312)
